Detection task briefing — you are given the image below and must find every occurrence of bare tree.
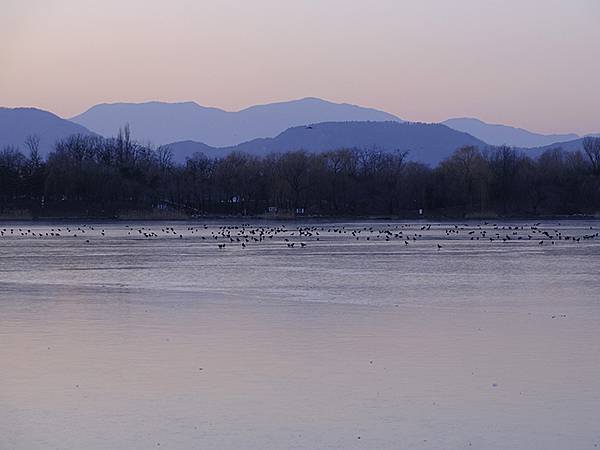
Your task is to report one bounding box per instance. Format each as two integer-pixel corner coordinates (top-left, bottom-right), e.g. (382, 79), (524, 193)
(583, 136), (600, 175)
(24, 134), (42, 167)
(156, 145), (174, 170)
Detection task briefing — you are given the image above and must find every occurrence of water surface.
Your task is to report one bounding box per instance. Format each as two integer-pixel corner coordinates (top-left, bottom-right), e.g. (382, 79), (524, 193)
(1, 220), (599, 449)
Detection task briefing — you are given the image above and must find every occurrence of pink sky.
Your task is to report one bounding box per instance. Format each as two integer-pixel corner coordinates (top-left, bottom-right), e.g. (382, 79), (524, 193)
(1, 0), (599, 134)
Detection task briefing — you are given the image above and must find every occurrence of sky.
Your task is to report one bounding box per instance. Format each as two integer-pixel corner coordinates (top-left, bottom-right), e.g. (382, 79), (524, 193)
(1, 0), (599, 135)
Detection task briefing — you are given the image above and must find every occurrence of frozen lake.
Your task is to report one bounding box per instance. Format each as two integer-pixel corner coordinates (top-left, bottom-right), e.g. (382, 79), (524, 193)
(1, 220), (599, 449)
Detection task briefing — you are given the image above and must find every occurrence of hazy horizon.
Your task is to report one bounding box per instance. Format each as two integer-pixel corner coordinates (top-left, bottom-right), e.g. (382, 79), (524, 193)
(1, 0), (599, 135)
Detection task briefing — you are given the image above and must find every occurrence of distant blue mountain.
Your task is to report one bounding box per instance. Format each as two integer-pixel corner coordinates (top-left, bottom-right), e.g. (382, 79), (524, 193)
(5, 101), (596, 165)
(443, 117), (579, 148)
(526, 137), (588, 155)
(70, 98), (403, 147)
(166, 121), (487, 166)
(0, 107), (96, 157)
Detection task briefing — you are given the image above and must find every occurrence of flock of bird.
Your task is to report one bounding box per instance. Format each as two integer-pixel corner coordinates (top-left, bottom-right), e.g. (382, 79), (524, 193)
(0, 221), (598, 251)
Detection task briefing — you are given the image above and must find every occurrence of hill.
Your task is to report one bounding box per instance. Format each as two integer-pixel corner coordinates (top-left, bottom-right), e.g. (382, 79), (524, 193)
(443, 117), (578, 148)
(70, 97), (402, 147)
(525, 137), (588, 155)
(166, 121), (487, 165)
(0, 107), (95, 157)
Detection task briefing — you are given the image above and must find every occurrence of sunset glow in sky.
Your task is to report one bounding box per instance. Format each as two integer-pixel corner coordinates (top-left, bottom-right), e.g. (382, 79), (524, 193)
(1, 0), (599, 134)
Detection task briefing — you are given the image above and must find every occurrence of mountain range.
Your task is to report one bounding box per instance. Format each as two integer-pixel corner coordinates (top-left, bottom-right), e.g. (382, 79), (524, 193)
(70, 98), (403, 147)
(1, 98), (596, 165)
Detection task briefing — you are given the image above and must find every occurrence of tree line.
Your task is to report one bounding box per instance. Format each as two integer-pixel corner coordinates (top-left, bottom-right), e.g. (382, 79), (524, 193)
(1, 127), (600, 218)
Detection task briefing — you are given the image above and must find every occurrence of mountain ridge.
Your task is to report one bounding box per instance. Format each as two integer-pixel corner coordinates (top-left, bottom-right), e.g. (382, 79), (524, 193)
(0, 107), (96, 156)
(70, 97), (403, 147)
(443, 117), (579, 148)
(4, 100), (598, 163)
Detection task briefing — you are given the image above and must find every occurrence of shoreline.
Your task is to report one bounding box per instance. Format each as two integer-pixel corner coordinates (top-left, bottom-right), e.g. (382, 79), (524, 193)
(1, 212), (598, 223)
